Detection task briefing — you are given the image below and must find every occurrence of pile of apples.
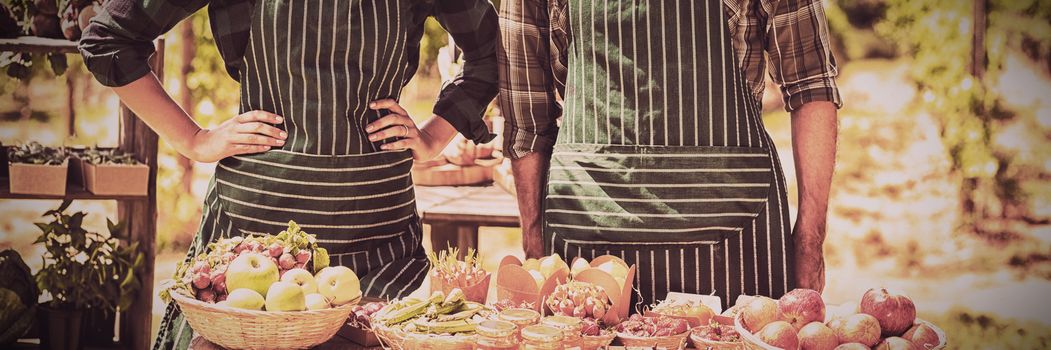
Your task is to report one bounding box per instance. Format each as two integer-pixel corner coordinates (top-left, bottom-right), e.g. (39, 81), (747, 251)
(738, 288), (940, 350)
(570, 256), (630, 288)
(178, 222), (361, 312)
(520, 254), (570, 289)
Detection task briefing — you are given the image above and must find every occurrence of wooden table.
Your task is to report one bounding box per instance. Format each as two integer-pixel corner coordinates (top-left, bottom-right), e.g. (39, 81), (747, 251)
(414, 184), (520, 257)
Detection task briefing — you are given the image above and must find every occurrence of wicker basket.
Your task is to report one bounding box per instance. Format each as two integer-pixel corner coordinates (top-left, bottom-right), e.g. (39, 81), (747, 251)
(582, 331), (616, 350)
(616, 331), (690, 349)
(689, 331), (748, 350)
(733, 315), (948, 350)
(171, 291), (359, 350)
(372, 323), (475, 350)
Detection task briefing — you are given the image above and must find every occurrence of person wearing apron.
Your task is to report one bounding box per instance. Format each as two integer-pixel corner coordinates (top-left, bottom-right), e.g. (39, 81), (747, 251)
(497, 0), (841, 309)
(80, 0), (498, 348)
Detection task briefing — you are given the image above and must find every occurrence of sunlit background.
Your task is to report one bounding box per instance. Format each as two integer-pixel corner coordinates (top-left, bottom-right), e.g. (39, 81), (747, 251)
(2, 1), (1050, 348)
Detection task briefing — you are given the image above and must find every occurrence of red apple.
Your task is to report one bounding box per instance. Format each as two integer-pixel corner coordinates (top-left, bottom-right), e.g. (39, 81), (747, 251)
(742, 296), (782, 332)
(779, 289), (826, 329)
(758, 321), (800, 350)
(876, 337), (919, 350)
(833, 343), (869, 350)
(831, 313), (881, 347)
(860, 288), (916, 336)
(797, 322), (838, 350)
(903, 323), (941, 349)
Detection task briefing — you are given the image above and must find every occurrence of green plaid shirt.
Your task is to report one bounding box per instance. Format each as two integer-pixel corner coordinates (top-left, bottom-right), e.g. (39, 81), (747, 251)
(80, 0), (500, 143)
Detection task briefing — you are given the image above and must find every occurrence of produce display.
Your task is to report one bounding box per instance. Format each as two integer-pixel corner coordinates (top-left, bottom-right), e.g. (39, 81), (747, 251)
(736, 288), (943, 350)
(372, 288), (494, 336)
(427, 247), (490, 303)
(350, 301), (387, 329)
(163, 221), (349, 311)
(521, 254), (569, 289)
(616, 314), (691, 337)
(692, 321), (741, 343)
(545, 281), (612, 320)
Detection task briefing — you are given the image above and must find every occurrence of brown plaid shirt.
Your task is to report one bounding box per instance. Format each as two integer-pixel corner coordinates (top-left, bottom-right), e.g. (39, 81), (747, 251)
(496, 0), (842, 159)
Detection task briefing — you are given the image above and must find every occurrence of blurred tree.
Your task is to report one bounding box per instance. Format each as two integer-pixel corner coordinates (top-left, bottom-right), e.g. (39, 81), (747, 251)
(878, 0), (1051, 236)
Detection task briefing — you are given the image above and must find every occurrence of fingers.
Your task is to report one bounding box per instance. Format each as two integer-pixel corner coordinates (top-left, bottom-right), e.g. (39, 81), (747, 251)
(365, 112), (413, 134)
(368, 124), (416, 142)
(232, 133), (286, 147)
(236, 110), (284, 125)
(379, 138), (415, 151)
(236, 122), (288, 140)
(228, 144), (272, 156)
(368, 98), (409, 117)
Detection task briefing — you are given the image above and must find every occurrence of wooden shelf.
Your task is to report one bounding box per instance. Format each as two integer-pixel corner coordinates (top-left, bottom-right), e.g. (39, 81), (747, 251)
(0, 36), (80, 54)
(0, 179), (148, 200)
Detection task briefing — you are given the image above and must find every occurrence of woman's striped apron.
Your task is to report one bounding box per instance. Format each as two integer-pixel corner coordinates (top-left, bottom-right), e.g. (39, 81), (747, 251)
(154, 1), (428, 348)
(545, 0), (794, 310)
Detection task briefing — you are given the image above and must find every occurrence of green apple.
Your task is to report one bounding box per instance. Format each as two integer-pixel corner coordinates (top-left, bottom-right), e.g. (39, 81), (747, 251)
(280, 268), (318, 294)
(265, 281), (306, 311)
(224, 288), (265, 310)
(305, 293), (329, 310)
(522, 258), (540, 272)
(539, 253), (568, 279)
(226, 252), (280, 297)
(315, 266), (361, 306)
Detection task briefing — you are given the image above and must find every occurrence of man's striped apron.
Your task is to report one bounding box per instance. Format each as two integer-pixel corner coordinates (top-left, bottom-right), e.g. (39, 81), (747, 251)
(154, 1), (427, 348)
(544, 0), (794, 310)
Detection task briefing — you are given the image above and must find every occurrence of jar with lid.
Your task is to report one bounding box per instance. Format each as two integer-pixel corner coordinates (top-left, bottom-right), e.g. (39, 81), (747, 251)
(498, 308), (541, 341)
(474, 320), (518, 350)
(521, 324), (564, 350)
(541, 315), (583, 350)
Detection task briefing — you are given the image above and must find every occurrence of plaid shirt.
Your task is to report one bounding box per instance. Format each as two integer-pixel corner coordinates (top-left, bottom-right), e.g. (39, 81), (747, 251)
(79, 0), (500, 143)
(496, 0), (842, 159)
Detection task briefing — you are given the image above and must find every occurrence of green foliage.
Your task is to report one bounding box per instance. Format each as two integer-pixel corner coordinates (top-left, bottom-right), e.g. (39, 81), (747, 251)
(923, 309), (1051, 349)
(78, 145), (139, 165)
(34, 200), (146, 312)
(7, 141), (69, 165)
(0, 249), (38, 345)
(877, 0), (1051, 220)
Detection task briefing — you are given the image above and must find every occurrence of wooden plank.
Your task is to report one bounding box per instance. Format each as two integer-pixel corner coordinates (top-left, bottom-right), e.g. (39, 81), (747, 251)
(418, 185), (519, 227)
(0, 180), (148, 200)
(118, 40), (163, 350)
(0, 36), (80, 54)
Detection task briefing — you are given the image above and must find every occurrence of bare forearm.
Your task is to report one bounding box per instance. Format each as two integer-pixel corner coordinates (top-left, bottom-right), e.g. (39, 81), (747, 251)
(512, 151), (551, 259)
(791, 101), (837, 241)
(111, 73), (201, 156)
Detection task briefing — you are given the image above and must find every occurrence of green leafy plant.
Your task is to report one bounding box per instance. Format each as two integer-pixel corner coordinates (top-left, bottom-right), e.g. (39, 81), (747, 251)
(34, 200), (145, 312)
(7, 141), (68, 165)
(79, 146), (139, 165)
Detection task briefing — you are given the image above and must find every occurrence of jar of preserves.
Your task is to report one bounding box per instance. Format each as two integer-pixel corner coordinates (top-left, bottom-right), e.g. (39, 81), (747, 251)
(498, 308), (541, 341)
(474, 320), (518, 350)
(521, 324), (564, 350)
(541, 315), (583, 350)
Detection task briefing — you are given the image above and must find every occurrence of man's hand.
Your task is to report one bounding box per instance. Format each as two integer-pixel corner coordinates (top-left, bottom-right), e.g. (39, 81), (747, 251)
(790, 101), (838, 292)
(512, 151), (551, 259)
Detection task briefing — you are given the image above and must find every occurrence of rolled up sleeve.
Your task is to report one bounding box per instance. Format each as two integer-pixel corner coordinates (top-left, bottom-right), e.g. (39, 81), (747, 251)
(496, 0), (566, 159)
(431, 0), (501, 144)
(79, 0), (207, 87)
(764, 0), (843, 112)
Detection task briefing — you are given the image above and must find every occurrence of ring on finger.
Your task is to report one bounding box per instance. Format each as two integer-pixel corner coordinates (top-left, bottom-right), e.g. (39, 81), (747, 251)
(401, 125), (410, 137)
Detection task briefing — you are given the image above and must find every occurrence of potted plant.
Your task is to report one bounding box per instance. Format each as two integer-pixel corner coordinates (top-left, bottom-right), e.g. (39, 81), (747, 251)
(7, 141), (70, 196)
(34, 200), (145, 350)
(0, 249), (39, 346)
(73, 146), (148, 196)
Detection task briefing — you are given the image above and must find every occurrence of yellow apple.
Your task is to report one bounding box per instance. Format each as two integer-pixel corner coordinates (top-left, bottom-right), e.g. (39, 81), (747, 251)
(522, 258), (540, 272)
(226, 253), (279, 297)
(539, 254), (568, 279)
(223, 288), (265, 311)
(265, 281), (307, 311)
(305, 293), (329, 310)
(597, 261), (628, 280)
(280, 268), (318, 294)
(570, 258), (590, 277)
(316, 266), (361, 306)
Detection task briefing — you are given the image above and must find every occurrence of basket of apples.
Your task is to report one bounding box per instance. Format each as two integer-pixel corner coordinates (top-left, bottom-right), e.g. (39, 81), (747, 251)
(615, 314), (692, 349)
(162, 221), (362, 350)
(732, 288), (947, 350)
(545, 281), (617, 349)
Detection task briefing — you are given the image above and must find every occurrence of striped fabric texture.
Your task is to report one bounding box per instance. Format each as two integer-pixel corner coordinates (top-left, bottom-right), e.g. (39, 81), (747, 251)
(524, 0), (796, 309)
(496, 0), (843, 160)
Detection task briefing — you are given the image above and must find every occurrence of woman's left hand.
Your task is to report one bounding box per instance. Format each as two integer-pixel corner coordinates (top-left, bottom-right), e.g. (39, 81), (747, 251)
(366, 99), (450, 161)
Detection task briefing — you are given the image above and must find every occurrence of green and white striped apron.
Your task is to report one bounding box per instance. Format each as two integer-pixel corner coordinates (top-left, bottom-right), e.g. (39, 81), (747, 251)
(154, 0), (428, 348)
(545, 0), (794, 310)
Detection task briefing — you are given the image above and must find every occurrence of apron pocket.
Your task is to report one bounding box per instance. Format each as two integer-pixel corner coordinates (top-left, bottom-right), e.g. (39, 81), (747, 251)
(544, 143), (773, 246)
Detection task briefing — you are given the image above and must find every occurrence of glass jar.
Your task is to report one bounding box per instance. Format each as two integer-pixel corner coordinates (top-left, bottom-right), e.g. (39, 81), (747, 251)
(521, 324), (564, 350)
(473, 320), (518, 350)
(541, 315), (583, 350)
(498, 308), (541, 341)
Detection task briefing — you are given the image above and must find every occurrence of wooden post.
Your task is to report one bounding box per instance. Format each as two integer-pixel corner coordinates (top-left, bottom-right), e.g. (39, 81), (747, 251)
(118, 39), (163, 350)
(972, 0), (986, 78)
